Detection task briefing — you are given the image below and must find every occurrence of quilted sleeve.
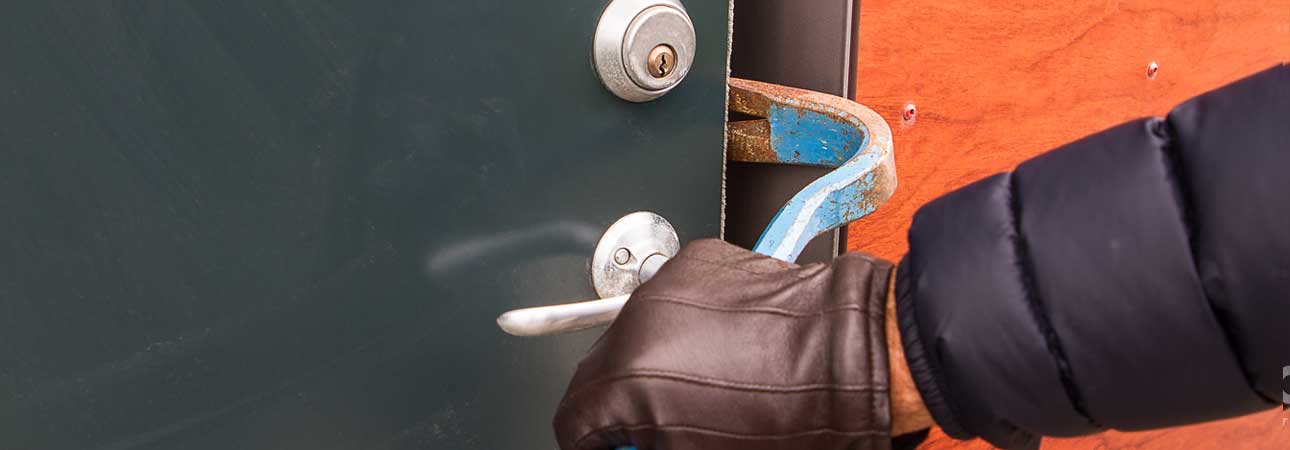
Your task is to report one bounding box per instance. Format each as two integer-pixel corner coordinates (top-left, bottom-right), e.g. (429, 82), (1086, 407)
(894, 64), (1288, 449)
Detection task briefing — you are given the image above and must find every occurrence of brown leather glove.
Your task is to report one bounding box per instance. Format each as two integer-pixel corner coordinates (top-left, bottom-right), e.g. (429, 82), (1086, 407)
(553, 239), (893, 450)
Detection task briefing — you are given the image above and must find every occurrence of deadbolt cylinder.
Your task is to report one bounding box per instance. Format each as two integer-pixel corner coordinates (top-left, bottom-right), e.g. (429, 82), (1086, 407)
(593, 0), (696, 102)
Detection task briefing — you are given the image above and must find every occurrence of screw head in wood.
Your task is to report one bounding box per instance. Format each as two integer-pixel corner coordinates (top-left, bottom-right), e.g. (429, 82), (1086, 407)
(902, 103), (917, 122)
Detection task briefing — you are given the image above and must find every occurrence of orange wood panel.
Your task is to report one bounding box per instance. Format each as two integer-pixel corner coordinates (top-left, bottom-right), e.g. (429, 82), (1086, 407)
(844, 0), (1289, 447)
(910, 408), (1289, 450)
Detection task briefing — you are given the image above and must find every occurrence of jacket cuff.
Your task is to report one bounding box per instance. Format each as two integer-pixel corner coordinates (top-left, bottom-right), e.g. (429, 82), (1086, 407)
(895, 256), (971, 439)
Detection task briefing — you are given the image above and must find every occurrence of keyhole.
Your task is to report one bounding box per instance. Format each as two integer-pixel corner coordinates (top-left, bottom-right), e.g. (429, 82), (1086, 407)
(648, 44), (676, 79)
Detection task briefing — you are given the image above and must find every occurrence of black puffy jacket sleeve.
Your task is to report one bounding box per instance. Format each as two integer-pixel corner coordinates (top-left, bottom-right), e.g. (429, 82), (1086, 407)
(895, 64), (1288, 449)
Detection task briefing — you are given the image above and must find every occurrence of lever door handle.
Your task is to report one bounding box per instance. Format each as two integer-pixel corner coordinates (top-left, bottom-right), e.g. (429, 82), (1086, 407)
(497, 295), (630, 337)
(496, 78), (895, 337)
(497, 252), (669, 337)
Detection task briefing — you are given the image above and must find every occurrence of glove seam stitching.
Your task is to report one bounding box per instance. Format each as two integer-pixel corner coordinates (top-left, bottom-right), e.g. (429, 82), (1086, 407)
(573, 424), (886, 448)
(673, 253), (814, 278)
(868, 263), (892, 439)
(561, 370), (884, 406)
(632, 294), (870, 317)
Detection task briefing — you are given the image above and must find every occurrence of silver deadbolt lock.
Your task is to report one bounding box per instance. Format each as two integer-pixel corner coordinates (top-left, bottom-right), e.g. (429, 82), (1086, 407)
(594, 0), (696, 102)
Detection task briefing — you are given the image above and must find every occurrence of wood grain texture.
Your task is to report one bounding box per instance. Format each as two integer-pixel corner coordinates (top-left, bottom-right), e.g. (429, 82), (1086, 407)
(843, 0), (1289, 447)
(908, 409), (1289, 450)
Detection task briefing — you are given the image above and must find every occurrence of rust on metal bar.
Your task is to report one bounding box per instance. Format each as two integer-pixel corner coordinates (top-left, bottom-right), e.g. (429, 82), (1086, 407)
(726, 77), (897, 261)
(726, 119), (775, 163)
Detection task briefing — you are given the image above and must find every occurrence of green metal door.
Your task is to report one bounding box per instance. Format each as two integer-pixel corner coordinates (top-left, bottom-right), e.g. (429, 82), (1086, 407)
(0, 1), (728, 448)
